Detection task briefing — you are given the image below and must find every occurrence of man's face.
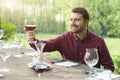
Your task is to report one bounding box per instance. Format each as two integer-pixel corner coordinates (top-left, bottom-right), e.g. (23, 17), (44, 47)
(70, 13), (88, 34)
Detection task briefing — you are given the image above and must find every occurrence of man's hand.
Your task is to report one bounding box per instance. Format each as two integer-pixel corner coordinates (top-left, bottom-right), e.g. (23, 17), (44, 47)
(24, 27), (35, 42)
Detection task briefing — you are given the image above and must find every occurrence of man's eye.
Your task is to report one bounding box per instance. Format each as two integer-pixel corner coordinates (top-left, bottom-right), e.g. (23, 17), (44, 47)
(70, 19), (73, 21)
(76, 19), (80, 21)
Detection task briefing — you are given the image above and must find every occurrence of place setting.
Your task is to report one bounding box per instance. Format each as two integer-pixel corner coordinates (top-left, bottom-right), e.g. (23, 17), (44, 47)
(84, 48), (120, 80)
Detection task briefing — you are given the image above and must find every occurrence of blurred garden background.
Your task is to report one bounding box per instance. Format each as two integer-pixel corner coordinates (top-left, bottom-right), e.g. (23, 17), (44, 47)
(0, 0), (120, 73)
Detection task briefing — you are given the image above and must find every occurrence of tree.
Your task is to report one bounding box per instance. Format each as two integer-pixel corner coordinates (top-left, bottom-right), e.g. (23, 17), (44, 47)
(1, 0), (120, 37)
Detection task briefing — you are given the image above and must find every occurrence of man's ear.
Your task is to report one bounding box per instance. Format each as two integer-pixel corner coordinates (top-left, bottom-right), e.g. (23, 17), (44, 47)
(85, 20), (89, 27)
(86, 20), (89, 24)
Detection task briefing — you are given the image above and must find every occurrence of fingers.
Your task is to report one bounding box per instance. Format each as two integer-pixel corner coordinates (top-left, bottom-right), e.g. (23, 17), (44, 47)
(26, 31), (35, 36)
(24, 27), (28, 32)
(26, 31), (35, 41)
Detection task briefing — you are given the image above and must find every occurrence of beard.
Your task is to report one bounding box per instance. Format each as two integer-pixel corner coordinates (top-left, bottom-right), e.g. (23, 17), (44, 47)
(74, 28), (84, 34)
(71, 24), (84, 34)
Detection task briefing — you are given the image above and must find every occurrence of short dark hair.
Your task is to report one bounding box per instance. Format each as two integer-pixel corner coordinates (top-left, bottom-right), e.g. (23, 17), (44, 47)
(72, 7), (89, 20)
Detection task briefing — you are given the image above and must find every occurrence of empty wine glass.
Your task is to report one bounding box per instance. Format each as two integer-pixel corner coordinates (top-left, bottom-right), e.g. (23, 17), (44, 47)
(84, 48), (99, 80)
(14, 34), (24, 57)
(0, 43), (11, 72)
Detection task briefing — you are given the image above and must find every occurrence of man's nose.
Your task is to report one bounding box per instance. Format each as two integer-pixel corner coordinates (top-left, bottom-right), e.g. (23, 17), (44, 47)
(71, 20), (75, 25)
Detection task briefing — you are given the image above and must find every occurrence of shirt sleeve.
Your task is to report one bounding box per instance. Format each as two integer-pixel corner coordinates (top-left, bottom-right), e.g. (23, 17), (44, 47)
(29, 34), (64, 52)
(98, 38), (114, 72)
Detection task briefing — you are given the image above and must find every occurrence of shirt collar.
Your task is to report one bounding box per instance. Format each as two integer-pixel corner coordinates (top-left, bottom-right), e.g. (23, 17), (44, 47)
(72, 30), (91, 41)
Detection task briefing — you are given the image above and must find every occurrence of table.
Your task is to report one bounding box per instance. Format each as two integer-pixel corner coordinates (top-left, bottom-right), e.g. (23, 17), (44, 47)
(0, 48), (120, 80)
(0, 48), (91, 80)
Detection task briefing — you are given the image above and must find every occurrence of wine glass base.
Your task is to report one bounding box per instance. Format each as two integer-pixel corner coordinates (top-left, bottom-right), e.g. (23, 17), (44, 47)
(0, 73), (3, 78)
(37, 73), (41, 77)
(85, 77), (94, 80)
(0, 40), (4, 43)
(0, 68), (10, 73)
(14, 54), (23, 57)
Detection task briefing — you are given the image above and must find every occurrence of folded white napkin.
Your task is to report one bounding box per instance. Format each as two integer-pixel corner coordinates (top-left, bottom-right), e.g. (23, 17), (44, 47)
(95, 70), (120, 80)
(24, 52), (38, 56)
(54, 61), (79, 67)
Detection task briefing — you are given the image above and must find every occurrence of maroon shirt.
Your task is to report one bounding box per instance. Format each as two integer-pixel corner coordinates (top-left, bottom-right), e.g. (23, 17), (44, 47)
(30, 31), (114, 71)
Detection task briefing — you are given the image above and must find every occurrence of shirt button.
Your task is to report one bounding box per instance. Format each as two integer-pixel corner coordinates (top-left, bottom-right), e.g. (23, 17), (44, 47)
(80, 44), (81, 46)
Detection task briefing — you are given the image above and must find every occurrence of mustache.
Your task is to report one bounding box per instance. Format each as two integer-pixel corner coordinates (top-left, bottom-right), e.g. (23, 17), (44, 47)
(71, 24), (78, 27)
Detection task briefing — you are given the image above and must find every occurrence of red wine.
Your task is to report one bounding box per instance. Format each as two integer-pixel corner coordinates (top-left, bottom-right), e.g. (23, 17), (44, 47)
(32, 64), (51, 73)
(25, 25), (36, 31)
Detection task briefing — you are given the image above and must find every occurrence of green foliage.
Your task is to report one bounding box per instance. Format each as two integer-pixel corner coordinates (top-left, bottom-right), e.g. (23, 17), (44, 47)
(83, 0), (120, 37)
(36, 12), (65, 34)
(0, 0), (120, 37)
(1, 20), (17, 41)
(113, 54), (120, 74)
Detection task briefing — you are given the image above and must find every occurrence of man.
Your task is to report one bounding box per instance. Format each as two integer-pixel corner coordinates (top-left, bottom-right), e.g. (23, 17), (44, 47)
(24, 7), (114, 72)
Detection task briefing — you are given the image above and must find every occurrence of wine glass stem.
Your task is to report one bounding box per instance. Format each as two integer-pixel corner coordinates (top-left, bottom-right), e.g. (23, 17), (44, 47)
(3, 59), (7, 62)
(15, 47), (23, 57)
(38, 73), (41, 77)
(90, 67), (92, 78)
(18, 47), (21, 54)
(2, 61), (10, 72)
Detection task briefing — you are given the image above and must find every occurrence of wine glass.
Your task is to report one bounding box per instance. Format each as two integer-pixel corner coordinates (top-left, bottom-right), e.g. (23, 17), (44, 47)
(24, 17), (36, 31)
(84, 48), (99, 80)
(0, 43), (11, 72)
(24, 17), (36, 44)
(0, 29), (3, 40)
(14, 34), (24, 57)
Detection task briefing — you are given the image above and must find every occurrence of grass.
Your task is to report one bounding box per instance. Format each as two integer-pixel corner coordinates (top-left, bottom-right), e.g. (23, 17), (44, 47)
(24, 33), (120, 59)
(104, 38), (120, 56)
